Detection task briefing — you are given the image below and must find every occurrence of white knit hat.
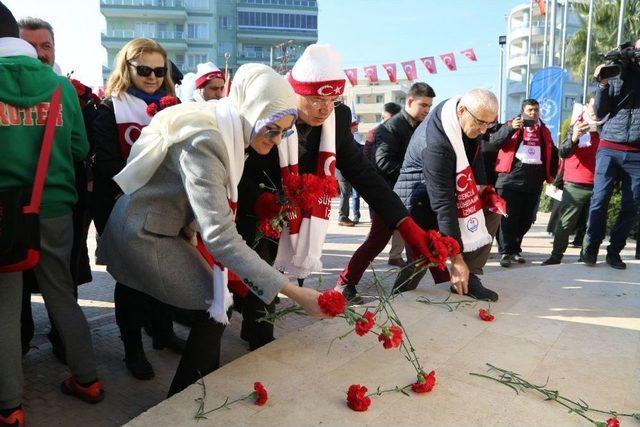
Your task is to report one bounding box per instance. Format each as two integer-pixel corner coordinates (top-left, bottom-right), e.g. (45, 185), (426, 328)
(287, 44), (345, 96)
(194, 61), (225, 89)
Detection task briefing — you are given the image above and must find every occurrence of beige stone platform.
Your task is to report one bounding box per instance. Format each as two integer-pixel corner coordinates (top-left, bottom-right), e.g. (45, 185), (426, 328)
(127, 260), (640, 427)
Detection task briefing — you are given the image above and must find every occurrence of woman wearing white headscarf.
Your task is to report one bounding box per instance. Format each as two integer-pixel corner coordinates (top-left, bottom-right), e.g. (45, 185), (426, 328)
(99, 63), (328, 395)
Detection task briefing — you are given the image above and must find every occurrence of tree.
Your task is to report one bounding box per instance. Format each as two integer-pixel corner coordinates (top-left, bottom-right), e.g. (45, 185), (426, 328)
(565, 0), (640, 82)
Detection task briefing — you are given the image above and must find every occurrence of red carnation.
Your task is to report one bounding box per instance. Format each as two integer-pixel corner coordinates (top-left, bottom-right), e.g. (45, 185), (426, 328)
(411, 370), (436, 393)
(317, 290), (346, 317)
(322, 176), (339, 198)
(282, 173), (338, 211)
(478, 308), (495, 322)
(254, 192), (281, 220)
(252, 381), (268, 406)
(440, 235), (461, 257)
(354, 311), (375, 336)
(70, 79), (86, 97)
(159, 95), (179, 108)
(378, 325), (403, 349)
(346, 384), (371, 412)
(146, 103), (159, 117)
(605, 418), (620, 427)
(428, 238), (449, 268)
(258, 218), (281, 240)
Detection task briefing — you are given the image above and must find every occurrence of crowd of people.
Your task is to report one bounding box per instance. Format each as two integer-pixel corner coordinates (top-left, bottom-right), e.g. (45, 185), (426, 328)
(1, 1), (639, 425)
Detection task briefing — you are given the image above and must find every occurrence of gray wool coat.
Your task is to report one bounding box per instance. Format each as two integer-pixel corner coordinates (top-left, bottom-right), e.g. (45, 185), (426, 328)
(99, 128), (288, 310)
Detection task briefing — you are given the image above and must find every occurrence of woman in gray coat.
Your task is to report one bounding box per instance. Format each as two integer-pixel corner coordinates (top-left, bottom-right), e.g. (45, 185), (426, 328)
(99, 63), (328, 395)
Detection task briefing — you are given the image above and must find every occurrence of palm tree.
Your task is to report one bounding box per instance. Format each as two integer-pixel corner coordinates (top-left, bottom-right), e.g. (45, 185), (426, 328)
(565, 0), (640, 82)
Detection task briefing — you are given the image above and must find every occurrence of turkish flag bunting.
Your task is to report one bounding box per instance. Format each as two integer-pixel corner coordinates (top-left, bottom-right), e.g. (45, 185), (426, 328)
(400, 60), (418, 80)
(382, 63), (397, 83)
(439, 52), (457, 71)
(535, 0), (546, 15)
(460, 48), (477, 62)
(363, 65), (379, 84)
(420, 56), (437, 74)
(344, 68), (358, 86)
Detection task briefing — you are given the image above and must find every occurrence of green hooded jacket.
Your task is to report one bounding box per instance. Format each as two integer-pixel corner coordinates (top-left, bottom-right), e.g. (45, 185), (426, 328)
(0, 55), (88, 218)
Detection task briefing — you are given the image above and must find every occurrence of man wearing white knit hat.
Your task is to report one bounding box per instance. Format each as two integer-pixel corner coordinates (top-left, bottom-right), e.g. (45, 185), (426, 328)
(236, 44), (467, 307)
(193, 61), (225, 102)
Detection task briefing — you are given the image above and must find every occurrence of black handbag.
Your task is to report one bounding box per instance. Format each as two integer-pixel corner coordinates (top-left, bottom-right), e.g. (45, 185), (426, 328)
(0, 85), (61, 273)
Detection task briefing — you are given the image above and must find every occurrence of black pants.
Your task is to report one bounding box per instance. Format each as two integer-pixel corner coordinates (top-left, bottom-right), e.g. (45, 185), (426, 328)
(240, 292), (276, 351)
(498, 188), (540, 255)
(167, 309), (227, 397)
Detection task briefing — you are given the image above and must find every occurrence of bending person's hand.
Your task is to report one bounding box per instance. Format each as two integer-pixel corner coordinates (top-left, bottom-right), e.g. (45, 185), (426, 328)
(450, 254), (469, 296)
(279, 283), (331, 318)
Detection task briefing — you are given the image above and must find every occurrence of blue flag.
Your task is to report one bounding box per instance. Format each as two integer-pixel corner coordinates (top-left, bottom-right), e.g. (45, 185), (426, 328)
(529, 66), (568, 143)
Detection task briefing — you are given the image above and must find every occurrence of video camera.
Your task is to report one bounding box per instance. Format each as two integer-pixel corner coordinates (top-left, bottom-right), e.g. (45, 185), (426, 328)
(595, 42), (640, 81)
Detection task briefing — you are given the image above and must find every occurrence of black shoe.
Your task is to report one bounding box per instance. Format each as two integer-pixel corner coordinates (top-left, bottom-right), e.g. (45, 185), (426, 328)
(460, 275), (498, 302)
(499, 255), (511, 268)
(340, 284), (363, 304)
(338, 219), (356, 227)
(606, 253), (626, 270)
(512, 253), (526, 263)
(152, 333), (186, 354)
(570, 240), (582, 248)
(387, 258), (407, 268)
(541, 256), (561, 266)
(125, 352), (154, 380)
(580, 249), (597, 266)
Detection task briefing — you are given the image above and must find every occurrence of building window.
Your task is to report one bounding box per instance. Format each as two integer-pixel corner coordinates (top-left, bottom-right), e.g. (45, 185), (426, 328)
(174, 53), (185, 69)
(175, 23), (184, 38)
(187, 23), (208, 39)
(242, 45), (268, 59)
(187, 53), (207, 70)
(356, 95), (365, 104)
(184, 0), (209, 9)
(375, 114), (382, 122)
(237, 12), (317, 31)
(564, 96), (577, 110)
(218, 42), (233, 56)
(375, 94), (384, 103)
(219, 16), (233, 29)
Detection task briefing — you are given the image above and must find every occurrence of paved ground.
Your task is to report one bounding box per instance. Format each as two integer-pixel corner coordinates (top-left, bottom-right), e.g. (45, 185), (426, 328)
(21, 201), (638, 426)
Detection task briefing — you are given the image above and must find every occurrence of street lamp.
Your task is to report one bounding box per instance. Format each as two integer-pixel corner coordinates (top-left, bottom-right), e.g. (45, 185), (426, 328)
(498, 35), (507, 121)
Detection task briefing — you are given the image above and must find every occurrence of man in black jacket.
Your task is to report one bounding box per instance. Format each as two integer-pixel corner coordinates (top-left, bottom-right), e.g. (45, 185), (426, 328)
(337, 83), (439, 301)
(581, 40), (640, 269)
(393, 89), (502, 301)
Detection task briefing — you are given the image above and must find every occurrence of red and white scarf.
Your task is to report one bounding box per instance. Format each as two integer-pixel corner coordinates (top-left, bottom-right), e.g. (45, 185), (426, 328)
(112, 92), (151, 158)
(273, 112), (337, 278)
(441, 96), (493, 252)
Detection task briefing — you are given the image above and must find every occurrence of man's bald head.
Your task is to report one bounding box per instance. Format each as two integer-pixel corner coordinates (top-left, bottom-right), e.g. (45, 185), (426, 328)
(457, 88), (499, 139)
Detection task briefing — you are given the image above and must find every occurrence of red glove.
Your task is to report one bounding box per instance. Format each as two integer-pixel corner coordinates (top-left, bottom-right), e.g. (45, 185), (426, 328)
(398, 217), (451, 284)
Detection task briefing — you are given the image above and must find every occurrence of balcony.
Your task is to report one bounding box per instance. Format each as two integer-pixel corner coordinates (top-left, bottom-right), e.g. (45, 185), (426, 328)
(237, 26), (317, 42)
(100, 0), (187, 20)
(508, 53), (543, 69)
(102, 30), (188, 49)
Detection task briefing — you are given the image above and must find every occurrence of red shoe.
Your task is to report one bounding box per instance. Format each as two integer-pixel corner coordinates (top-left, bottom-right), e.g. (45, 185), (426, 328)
(61, 378), (104, 404)
(0, 408), (24, 427)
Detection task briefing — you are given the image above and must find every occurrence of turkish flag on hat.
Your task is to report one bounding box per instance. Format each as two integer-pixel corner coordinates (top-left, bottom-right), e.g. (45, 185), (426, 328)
(400, 60), (418, 81)
(382, 63), (397, 83)
(420, 56), (437, 74)
(460, 48), (477, 62)
(363, 65), (379, 84)
(439, 52), (457, 71)
(344, 68), (358, 86)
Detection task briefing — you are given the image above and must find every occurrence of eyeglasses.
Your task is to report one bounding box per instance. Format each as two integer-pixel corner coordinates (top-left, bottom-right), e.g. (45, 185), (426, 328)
(308, 96), (340, 108)
(465, 107), (497, 128)
(127, 61), (167, 78)
(264, 127), (294, 139)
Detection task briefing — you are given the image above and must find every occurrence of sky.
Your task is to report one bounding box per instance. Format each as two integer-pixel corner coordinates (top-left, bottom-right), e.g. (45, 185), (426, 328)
(4, 0), (525, 100)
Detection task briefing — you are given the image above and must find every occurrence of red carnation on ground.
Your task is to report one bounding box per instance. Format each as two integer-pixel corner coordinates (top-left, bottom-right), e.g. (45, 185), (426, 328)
(604, 418), (620, 427)
(254, 192), (281, 220)
(159, 95), (179, 108)
(354, 311), (375, 336)
(146, 103), (159, 117)
(317, 290), (346, 317)
(478, 308), (495, 322)
(378, 325), (403, 349)
(411, 370), (436, 393)
(346, 384), (371, 411)
(252, 382), (268, 406)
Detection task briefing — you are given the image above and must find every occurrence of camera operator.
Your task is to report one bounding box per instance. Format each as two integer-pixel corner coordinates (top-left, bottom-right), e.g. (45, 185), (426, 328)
(581, 39), (640, 269)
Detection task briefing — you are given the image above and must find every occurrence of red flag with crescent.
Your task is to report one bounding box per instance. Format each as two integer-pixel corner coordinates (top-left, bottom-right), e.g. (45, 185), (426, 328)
(382, 63), (397, 83)
(536, 0), (546, 15)
(420, 56), (437, 74)
(400, 60), (418, 81)
(439, 52), (457, 71)
(460, 48), (478, 62)
(344, 68), (358, 86)
(363, 65), (379, 84)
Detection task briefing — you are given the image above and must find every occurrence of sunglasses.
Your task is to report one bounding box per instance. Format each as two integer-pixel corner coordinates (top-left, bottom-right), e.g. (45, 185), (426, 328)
(127, 61), (167, 78)
(264, 127), (294, 139)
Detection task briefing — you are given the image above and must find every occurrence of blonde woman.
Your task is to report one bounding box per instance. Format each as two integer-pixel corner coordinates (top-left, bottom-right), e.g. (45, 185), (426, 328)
(92, 38), (181, 381)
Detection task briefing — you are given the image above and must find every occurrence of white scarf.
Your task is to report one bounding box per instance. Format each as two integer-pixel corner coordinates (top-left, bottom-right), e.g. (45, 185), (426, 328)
(114, 98), (244, 324)
(273, 112), (337, 278)
(111, 92), (152, 158)
(441, 96), (493, 252)
(0, 37), (37, 59)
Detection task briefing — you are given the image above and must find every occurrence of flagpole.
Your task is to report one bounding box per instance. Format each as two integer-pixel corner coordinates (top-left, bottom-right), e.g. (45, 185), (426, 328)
(526, 0), (534, 98)
(542, 0), (549, 68)
(560, 0), (570, 69)
(548, 0), (557, 67)
(582, 0), (595, 103)
(617, 0), (626, 46)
